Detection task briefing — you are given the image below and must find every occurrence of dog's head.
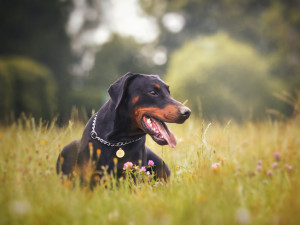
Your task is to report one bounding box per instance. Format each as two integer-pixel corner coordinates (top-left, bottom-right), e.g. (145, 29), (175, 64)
(108, 72), (191, 148)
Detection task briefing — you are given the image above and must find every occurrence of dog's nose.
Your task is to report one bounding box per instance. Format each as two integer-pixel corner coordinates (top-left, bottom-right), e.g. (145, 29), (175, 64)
(179, 106), (191, 119)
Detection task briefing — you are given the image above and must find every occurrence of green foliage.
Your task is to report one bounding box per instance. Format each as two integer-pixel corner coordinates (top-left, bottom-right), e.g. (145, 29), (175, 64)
(260, 1), (300, 88)
(0, 57), (56, 122)
(0, 0), (73, 122)
(166, 32), (287, 121)
(140, 0), (300, 91)
(67, 87), (104, 122)
(87, 35), (154, 90)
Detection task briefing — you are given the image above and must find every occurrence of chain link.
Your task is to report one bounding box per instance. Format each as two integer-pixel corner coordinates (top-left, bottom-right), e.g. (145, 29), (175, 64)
(90, 113), (142, 147)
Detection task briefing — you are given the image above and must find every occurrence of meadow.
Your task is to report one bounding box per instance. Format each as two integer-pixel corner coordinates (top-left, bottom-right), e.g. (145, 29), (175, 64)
(0, 114), (299, 225)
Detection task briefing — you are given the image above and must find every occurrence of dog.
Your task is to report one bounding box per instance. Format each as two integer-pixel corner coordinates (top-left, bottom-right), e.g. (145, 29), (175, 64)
(56, 72), (191, 186)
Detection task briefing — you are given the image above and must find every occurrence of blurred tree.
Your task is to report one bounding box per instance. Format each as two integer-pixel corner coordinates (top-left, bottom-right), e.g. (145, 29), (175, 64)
(0, 0), (73, 122)
(139, 0), (300, 88)
(87, 35), (154, 90)
(261, 1), (300, 89)
(165, 32), (287, 121)
(0, 57), (56, 122)
(67, 35), (156, 116)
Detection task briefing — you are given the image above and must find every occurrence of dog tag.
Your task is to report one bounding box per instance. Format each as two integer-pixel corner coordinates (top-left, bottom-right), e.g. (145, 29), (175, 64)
(116, 148), (125, 158)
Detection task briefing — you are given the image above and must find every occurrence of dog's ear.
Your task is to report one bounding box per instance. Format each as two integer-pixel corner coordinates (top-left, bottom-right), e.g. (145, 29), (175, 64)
(108, 72), (139, 109)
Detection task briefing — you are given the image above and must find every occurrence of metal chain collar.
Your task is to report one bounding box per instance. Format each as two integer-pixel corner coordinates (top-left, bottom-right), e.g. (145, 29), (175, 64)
(90, 113), (143, 147)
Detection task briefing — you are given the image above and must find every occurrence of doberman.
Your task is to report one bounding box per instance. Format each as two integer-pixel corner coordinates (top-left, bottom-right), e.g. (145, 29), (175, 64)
(56, 72), (191, 186)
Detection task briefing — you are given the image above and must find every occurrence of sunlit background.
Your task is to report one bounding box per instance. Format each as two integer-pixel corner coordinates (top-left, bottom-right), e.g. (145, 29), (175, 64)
(1, 0), (299, 123)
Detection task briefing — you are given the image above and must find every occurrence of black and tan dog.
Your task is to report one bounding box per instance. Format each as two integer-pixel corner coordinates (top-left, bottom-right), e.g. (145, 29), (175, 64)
(56, 72), (191, 185)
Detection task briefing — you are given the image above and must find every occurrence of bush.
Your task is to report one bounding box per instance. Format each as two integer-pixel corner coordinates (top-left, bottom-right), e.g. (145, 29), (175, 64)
(165, 32), (287, 122)
(0, 57), (56, 122)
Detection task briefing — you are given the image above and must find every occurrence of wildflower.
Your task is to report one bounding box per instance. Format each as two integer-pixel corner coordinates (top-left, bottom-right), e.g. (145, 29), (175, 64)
(39, 140), (47, 145)
(9, 200), (31, 215)
(107, 210), (119, 221)
(285, 164), (293, 170)
(176, 169), (182, 175)
(96, 149), (101, 157)
(123, 162), (133, 170)
(273, 152), (280, 161)
(60, 156), (64, 163)
(148, 160), (154, 166)
(235, 207), (251, 224)
(211, 162), (220, 172)
(146, 171), (151, 176)
(113, 157), (118, 164)
(154, 181), (164, 187)
(257, 160), (262, 165)
(140, 166), (146, 172)
(263, 179), (268, 185)
(256, 165), (262, 171)
(266, 170), (273, 177)
(272, 162), (278, 168)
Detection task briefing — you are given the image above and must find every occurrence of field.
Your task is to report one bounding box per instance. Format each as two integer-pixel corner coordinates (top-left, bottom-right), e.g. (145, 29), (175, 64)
(0, 115), (299, 225)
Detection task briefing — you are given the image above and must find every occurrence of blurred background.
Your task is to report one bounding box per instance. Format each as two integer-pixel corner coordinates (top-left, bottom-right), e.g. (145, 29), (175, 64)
(0, 0), (299, 124)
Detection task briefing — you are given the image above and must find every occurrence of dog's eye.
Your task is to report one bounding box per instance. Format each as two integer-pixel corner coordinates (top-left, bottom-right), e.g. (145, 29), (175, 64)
(149, 90), (158, 96)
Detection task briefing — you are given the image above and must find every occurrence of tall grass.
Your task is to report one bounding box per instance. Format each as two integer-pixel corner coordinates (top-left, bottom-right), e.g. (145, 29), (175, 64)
(0, 114), (299, 225)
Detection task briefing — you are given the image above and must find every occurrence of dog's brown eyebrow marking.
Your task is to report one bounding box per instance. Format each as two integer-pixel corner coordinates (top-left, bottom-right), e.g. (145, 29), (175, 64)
(155, 84), (161, 89)
(165, 83), (169, 88)
(132, 96), (139, 104)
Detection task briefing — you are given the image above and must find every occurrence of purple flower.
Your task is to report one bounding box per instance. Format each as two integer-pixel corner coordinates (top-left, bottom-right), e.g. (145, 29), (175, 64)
(273, 152), (280, 160)
(148, 160), (154, 166)
(256, 165), (262, 171)
(211, 163), (221, 172)
(272, 162), (278, 168)
(140, 166), (146, 172)
(146, 171), (151, 176)
(257, 160), (262, 165)
(123, 162), (133, 170)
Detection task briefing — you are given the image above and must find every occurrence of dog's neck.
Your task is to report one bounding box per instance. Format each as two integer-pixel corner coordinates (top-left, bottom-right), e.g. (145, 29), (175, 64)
(95, 100), (145, 143)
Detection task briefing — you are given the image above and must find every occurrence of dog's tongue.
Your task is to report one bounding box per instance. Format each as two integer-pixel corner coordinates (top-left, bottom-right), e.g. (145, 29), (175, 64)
(154, 119), (177, 148)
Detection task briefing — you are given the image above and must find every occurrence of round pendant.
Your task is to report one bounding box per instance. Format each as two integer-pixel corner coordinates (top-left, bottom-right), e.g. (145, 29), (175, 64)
(116, 148), (125, 158)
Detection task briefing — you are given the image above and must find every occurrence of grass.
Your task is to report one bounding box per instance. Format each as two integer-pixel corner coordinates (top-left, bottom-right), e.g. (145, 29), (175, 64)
(0, 114), (299, 225)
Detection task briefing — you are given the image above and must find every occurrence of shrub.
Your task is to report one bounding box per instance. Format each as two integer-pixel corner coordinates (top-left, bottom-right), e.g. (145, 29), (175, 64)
(165, 32), (286, 121)
(0, 57), (56, 122)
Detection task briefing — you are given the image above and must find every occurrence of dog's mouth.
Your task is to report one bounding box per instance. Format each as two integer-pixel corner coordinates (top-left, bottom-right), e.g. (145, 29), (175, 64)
(141, 115), (177, 148)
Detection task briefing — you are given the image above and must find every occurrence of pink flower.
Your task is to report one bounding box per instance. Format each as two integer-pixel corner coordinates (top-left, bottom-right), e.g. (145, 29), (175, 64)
(211, 162), (221, 172)
(285, 164), (293, 170)
(256, 165), (262, 171)
(154, 181), (164, 187)
(148, 160), (154, 166)
(273, 152), (280, 160)
(266, 170), (273, 177)
(146, 171), (151, 176)
(123, 162), (133, 170)
(257, 160), (262, 165)
(140, 166), (146, 172)
(272, 162), (278, 168)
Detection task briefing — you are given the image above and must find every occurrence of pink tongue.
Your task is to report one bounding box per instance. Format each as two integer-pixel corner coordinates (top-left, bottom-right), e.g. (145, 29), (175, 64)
(153, 119), (177, 148)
